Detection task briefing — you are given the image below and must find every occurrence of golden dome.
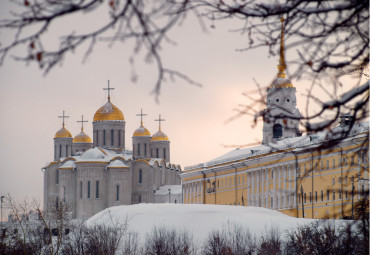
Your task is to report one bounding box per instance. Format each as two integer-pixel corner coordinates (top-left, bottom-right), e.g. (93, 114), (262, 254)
(54, 125), (72, 138)
(73, 130), (92, 143)
(268, 77), (294, 89)
(93, 100), (124, 122)
(133, 124), (151, 137)
(151, 129), (169, 141)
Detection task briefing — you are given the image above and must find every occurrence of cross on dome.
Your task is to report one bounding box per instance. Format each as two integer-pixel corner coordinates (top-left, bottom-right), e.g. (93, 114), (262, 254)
(77, 115), (88, 131)
(136, 109), (147, 126)
(58, 110), (69, 127)
(103, 80), (114, 101)
(155, 114), (165, 130)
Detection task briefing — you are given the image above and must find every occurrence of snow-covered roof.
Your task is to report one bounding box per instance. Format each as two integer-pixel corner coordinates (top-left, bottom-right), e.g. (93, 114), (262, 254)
(60, 160), (76, 169)
(185, 121), (369, 171)
(154, 185), (182, 195)
(107, 159), (129, 168)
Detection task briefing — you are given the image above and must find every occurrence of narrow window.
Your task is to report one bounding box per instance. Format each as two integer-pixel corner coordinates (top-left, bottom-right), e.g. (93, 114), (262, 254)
(96, 181), (99, 198)
(345, 190), (348, 199)
(80, 181), (83, 198)
(144, 143), (147, 156)
(87, 181), (91, 198)
(326, 160), (329, 169)
(63, 186), (66, 202)
(111, 130), (114, 146)
(116, 185), (119, 201)
(66, 145), (68, 156)
(103, 130), (106, 146)
(59, 144), (62, 158)
(327, 190), (330, 201)
(156, 148), (159, 158)
(54, 145), (56, 159)
(163, 148), (166, 159)
(304, 193), (306, 203)
(351, 155), (355, 165)
(118, 131), (121, 146)
(333, 191), (335, 200)
(138, 195), (142, 203)
(273, 124), (283, 139)
(315, 191), (317, 202)
(271, 170), (274, 179)
(56, 170), (59, 185)
(339, 189), (342, 199)
(271, 198), (273, 208)
(138, 143), (141, 156)
(333, 159), (335, 168)
(321, 191), (323, 201)
(96, 131), (99, 145)
(315, 162), (318, 171)
(321, 161), (323, 170)
(139, 169), (142, 183)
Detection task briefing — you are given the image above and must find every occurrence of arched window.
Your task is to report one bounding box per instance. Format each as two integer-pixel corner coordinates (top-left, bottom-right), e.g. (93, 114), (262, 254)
(144, 143), (147, 156)
(116, 185), (120, 201)
(163, 148), (166, 159)
(111, 130), (114, 146)
(118, 131), (121, 146)
(139, 169), (142, 183)
(66, 145), (68, 156)
(96, 181), (100, 198)
(138, 143), (141, 156)
(87, 181), (91, 198)
(59, 144), (62, 158)
(156, 148), (159, 158)
(273, 124), (283, 139)
(56, 170), (59, 185)
(103, 130), (106, 146)
(80, 181), (83, 198)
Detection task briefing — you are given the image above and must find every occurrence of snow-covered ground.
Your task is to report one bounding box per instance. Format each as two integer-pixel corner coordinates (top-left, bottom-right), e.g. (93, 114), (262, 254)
(87, 204), (319, 243)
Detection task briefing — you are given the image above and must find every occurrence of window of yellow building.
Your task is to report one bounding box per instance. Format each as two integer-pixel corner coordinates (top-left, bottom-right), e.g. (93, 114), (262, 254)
(333, 159), (335, 169)
(321, 190), (323, 201)
(327, 190), (330, 200)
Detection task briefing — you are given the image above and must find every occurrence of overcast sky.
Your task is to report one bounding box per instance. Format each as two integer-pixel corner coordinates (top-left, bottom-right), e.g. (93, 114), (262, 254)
(0, 2), (356, 207)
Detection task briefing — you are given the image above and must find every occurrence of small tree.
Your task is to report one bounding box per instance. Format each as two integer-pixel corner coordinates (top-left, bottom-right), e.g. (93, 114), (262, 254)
(144, 226), (196, 255)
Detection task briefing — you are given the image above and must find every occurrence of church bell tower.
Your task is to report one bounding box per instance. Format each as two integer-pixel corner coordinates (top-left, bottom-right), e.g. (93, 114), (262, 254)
(262, 16), (301, 144)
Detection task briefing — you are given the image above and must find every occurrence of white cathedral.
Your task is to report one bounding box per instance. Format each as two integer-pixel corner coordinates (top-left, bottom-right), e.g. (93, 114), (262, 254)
(43, 86), (182, 219)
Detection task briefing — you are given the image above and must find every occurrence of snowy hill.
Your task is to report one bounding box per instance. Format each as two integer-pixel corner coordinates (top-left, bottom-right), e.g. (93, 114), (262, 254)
(87, 204), (317, 243)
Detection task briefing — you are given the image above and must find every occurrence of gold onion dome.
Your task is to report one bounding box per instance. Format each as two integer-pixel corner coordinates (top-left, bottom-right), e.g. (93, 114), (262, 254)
(54, 125), (72, 138)
(73, 129), (92, 143)
(93, 99), (124, 122)
(151, 129), (169, 141)
(133, 124), (151, 137)
(268, 16), (294, 90)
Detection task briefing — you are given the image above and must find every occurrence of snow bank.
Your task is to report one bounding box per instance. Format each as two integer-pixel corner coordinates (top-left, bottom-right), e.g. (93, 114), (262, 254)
(87, 204), (317, 243)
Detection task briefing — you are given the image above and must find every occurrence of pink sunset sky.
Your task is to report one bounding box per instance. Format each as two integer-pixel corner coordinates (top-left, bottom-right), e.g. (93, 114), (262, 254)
(0, 2), (356, 205)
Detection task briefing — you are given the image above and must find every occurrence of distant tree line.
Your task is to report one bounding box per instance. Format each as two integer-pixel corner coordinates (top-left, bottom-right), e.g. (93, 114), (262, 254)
(0, 195), (368, 255)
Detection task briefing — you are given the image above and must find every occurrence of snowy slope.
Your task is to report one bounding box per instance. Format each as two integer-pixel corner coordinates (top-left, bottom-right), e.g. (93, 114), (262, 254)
(87, 204), (318, 243)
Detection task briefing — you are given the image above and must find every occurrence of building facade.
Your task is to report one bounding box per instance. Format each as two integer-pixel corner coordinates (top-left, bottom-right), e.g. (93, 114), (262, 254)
(181, 18), (369, 219)
(43, 88), (181, 219)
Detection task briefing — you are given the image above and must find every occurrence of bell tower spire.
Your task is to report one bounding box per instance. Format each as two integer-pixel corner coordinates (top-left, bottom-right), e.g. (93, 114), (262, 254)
(277, 16), (286, 78)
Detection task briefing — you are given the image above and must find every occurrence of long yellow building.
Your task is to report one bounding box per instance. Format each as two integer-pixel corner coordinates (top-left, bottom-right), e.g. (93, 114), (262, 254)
(181, 17), (369, 219)
(181, 118), (369, 219)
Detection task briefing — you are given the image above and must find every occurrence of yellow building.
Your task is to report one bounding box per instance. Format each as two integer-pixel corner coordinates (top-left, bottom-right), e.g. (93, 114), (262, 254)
(181, 18), (369, 219)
